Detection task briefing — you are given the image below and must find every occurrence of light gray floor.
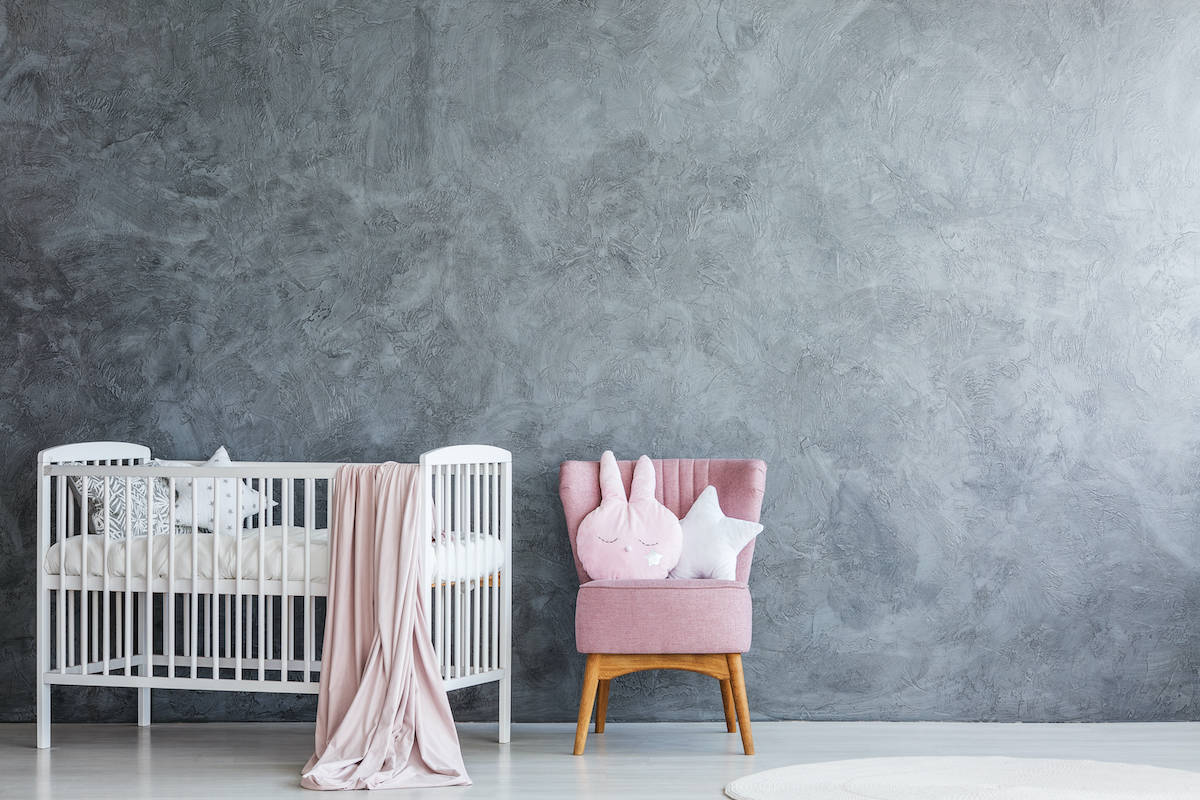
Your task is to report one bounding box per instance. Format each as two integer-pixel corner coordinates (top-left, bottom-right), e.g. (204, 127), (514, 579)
(5, 721), (1200, 799)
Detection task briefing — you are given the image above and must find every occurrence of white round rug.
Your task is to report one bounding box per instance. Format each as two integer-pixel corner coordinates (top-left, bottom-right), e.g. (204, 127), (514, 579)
(724, 757), (1200, 800)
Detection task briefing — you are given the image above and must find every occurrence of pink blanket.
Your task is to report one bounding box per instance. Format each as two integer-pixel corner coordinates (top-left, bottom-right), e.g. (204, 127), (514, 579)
(301, 463), (471, 790)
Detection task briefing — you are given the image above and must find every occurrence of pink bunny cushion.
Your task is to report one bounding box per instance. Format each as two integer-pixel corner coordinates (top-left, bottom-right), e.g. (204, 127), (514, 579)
(577, 452), (683, 581)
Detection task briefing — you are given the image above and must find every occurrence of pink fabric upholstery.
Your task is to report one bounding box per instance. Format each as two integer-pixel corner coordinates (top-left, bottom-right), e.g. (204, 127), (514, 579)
(560, 458), (767, 584)
(575, 579), (753, 654)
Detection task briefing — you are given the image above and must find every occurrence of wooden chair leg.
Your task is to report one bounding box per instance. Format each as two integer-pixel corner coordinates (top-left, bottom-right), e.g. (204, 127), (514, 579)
(595, 679), (611, 734)
(726, 653), (754, 755)
(719, 678), (737, 733)
(574, 654), (601, 755)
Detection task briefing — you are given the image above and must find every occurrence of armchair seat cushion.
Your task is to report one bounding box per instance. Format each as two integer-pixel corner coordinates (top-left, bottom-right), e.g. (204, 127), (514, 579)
(575, 579), (752, 654)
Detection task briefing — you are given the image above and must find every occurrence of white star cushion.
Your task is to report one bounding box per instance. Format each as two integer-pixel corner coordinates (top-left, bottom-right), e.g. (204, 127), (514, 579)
(164, 446), (275, 535)
(669, 485), (763, 581)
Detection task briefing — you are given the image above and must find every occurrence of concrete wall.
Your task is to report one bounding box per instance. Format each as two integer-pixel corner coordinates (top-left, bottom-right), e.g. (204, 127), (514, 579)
(3, 0), (1199, 723)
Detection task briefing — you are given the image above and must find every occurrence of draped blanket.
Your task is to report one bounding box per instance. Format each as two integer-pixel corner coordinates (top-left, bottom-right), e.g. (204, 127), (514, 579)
(301, 463), (471, 790)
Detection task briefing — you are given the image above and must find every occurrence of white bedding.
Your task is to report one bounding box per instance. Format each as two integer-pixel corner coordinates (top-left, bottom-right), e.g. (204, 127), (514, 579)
(44, 526), (504, 584)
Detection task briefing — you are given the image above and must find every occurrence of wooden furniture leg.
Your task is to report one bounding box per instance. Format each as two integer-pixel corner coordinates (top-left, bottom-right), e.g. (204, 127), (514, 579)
(574, 654), (601, 755)
(574, 653), (754, 755)
(720, 678), (737, 733)
(595, 679), (611, 734)
(726, 653), (754, 755)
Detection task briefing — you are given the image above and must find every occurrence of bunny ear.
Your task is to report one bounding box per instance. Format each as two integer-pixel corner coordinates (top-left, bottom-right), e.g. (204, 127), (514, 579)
(630, 455), (656, 501)
(598, 451), (626, 502)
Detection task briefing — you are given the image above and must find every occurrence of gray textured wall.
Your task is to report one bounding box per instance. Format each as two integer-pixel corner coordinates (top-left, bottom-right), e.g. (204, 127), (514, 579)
(3, 0), (1199, 725)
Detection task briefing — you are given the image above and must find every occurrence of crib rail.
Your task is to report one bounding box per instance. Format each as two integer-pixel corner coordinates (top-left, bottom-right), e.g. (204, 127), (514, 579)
(39, 459), (335, 698)
(36, 444), (513, 748)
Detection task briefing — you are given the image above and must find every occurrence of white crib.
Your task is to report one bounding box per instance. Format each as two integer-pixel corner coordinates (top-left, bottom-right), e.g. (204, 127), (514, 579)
(35, 442), (512, 749)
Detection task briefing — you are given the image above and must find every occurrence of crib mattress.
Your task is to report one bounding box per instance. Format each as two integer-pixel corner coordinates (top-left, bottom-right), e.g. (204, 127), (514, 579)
(44, 526), (504, 584)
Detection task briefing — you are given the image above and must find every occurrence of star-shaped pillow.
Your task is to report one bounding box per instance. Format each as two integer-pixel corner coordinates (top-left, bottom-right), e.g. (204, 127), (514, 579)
(669, 485), (763, 581)
(164, 446), (274, 535)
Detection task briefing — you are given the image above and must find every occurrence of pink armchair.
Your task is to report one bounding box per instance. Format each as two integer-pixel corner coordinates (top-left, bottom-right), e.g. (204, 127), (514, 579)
(559, 458), (767, 755)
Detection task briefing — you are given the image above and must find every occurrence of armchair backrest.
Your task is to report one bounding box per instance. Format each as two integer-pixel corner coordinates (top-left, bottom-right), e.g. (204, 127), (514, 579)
(559, 458), (767, 584)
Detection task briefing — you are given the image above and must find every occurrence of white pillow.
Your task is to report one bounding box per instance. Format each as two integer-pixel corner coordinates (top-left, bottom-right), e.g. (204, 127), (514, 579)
(668, 485), (763, 581)
(164, 446), (274, 535)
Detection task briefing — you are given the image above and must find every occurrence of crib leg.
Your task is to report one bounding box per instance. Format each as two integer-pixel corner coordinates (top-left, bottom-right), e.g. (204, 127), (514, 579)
(137, 688), (151, 727)
(138, 589), (151, 727)
(37, 582), (51, 748)
(36, 682), (50, 749)
(499, 674), (511, 744)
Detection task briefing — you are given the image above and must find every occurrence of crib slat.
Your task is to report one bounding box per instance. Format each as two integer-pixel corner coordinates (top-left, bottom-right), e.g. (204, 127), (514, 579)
(258, 477), (268, 681)
(268, 484), (275, 678)
(304, 477), (314, 683)
(205, 595), (212, 662)
(65, 481), (78, 674)
(433, 464), (444, 678)
(432, 464), (444, 680)
(115, 596), (123, 666)
(76, 479), (89, 671)
(234, 478), (243, 679)
(56, 477), (66, 673)
(482, 466), (489, 672)
(144, 476), (154, 682)
(266, 595), (274, 676)
(281, 477), (291, 685)
(123, 478), (133, 677)
(491, 463), (499, 671)
(190, 480), (199, 680)
(167, 477), (176, 679)
(451, 464), (458, 679)
(447, 464), (456, 680)
(222, 497), (232, 661)
(452, 463), (461, 679)
(67, 589), (75, 674)
(211, 479), (220, 678)
(490, 465), (499, 671)
(460, 462), (469, 678)
(421, 461), (432, 664)
(78, 478), (89, 677)
(494, 461), (501, 672)
(460, 462), (470, 676)
(102, 476), (111, 675)
(481, 463), (491, 672)
(436, 465), (446, 681)
(473, 463), (481, 676)
(464, 463), (472, 677)
(66, 471), (74, 673)
(91, 593), (99, 665)
(441, 465), (452, 681)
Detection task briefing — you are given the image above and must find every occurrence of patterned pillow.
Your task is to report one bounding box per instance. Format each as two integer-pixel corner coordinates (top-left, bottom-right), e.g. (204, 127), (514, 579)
(70, 473), (176, 539)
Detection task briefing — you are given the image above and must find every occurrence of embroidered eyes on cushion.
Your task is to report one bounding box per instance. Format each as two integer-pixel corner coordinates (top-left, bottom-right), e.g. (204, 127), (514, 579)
(598, 536), (658, 547)
(576, 451), (683, 581)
